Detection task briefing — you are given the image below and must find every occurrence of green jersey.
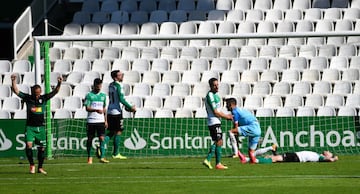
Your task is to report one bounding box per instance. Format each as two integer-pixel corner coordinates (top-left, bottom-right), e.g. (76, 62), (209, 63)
(84, 91), (107, 123)
(205, 91), (221, 126)
(18, 91), (56, 127)
(107, 81), (132, 115)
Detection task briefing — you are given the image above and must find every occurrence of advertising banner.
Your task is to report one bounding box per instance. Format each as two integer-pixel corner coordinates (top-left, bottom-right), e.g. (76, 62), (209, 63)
(0, 120), (27, 157)
(1, 117), (359, 157)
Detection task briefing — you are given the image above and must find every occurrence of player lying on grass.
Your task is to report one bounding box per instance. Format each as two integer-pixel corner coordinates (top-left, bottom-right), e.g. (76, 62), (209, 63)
(240, 149), (339, 164)
(268, 150), (338, 163)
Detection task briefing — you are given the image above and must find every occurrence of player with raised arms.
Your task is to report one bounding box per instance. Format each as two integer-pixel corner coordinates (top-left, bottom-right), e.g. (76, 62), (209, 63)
(11, 73), (62, 174)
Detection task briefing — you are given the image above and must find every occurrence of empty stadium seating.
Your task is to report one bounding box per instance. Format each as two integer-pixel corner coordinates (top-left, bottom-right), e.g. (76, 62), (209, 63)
(4, 0), (360, 119)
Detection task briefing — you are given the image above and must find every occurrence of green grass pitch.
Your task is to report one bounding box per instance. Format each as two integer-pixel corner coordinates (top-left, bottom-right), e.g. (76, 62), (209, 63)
(0, 155), (359, 194)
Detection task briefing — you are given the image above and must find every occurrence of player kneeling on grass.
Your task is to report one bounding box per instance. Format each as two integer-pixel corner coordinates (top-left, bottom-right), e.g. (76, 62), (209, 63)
(11, 74), (63, 175)
(103, 70), (136, 159)
(225, 98), (261, 164)
(85, 78), (108, 164)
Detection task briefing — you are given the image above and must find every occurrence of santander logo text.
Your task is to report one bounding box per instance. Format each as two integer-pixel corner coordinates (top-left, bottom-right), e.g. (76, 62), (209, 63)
(124, 128), (147, 150)
(0, 129), (12, 151)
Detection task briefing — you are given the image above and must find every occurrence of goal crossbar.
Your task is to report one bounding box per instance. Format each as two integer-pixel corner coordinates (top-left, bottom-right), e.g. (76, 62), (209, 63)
(33, 31), (360, 84)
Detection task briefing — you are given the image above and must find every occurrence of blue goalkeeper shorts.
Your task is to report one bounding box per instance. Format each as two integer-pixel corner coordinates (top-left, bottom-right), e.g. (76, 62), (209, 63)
(238, 122), (261, 150)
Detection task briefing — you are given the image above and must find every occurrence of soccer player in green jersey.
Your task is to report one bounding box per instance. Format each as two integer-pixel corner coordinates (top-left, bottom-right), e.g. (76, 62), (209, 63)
(104, 70), (136, 159)
(203, 78), (233, 170)
(11, 73), (63, 175)
(84, 78), (108, 164)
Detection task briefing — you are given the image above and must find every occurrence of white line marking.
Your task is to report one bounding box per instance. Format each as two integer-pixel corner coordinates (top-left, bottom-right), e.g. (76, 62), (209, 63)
(0, 175), (359, 184)
(0, 161), (195, 167)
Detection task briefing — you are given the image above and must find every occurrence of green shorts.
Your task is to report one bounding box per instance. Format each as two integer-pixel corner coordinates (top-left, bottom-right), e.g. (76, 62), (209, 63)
(25, 126), (46, 147)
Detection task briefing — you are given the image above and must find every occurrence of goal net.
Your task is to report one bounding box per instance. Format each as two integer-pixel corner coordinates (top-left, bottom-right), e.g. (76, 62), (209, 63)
(36, 35), (360, 159)
(50, 115), (360, 158)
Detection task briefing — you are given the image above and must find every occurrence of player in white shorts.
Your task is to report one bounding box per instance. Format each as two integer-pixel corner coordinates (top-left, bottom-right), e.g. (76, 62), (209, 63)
(248, 150), (339, 164)
(271, 150), (338, 163)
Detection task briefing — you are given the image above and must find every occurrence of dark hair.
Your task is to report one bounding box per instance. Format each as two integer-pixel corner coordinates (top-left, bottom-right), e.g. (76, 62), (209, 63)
(93, 78), (103, 85)
(111, 70), (120, 79)
(330, 152), (337, 158)
(208, 77), (218, 87)
(31, 84), (41, 93)
(225, 97), (237, 105)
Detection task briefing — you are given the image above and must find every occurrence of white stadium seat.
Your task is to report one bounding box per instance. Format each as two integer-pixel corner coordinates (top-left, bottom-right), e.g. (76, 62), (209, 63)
(155, 109), (174, 118)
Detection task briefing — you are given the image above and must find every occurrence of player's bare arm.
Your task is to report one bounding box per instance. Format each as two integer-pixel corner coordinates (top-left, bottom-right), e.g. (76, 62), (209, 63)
(331, 156), (339, 162)
(103, 107), (108, 128)
(230, 122), (239, 134)
(54, 76), (63, 91)
(322, 155), (339, 162)
(321, 151), (339, 162)
(86, 106), (104, 114)
(52, 76), (63, 93)
(131, 105), (136, 112)
(10, 73), (20, 95)
(214, 109), (233, 120)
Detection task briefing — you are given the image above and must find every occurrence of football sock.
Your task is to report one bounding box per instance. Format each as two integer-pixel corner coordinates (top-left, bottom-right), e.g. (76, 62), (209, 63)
(235, 134), (240, 149)
(206, 144), (216, 161)
(228, 131), (238, 155)
(249, 150), (256, 163)
(86, 139), (92, 157)
(37, 148), (45, 169)
(113, 135), (121, 156)
(105, 130), (115, 144)
(257, 157), (273, 164)
(100, 140), (106, 158)
(26, 147), (34, 165)
(215, 146), (222, 164)
(104, 136), (110, 144)
(254, 146), (273, 156)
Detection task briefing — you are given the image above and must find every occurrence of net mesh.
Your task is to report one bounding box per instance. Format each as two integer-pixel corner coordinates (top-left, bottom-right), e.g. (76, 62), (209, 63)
(50, 116), (360, 158)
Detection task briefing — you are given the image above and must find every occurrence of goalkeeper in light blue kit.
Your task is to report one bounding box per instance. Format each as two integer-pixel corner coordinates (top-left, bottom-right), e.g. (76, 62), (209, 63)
(202, 78), (233, 170)
(226, 97), (261, 164)
(104, 70), (136, 159)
